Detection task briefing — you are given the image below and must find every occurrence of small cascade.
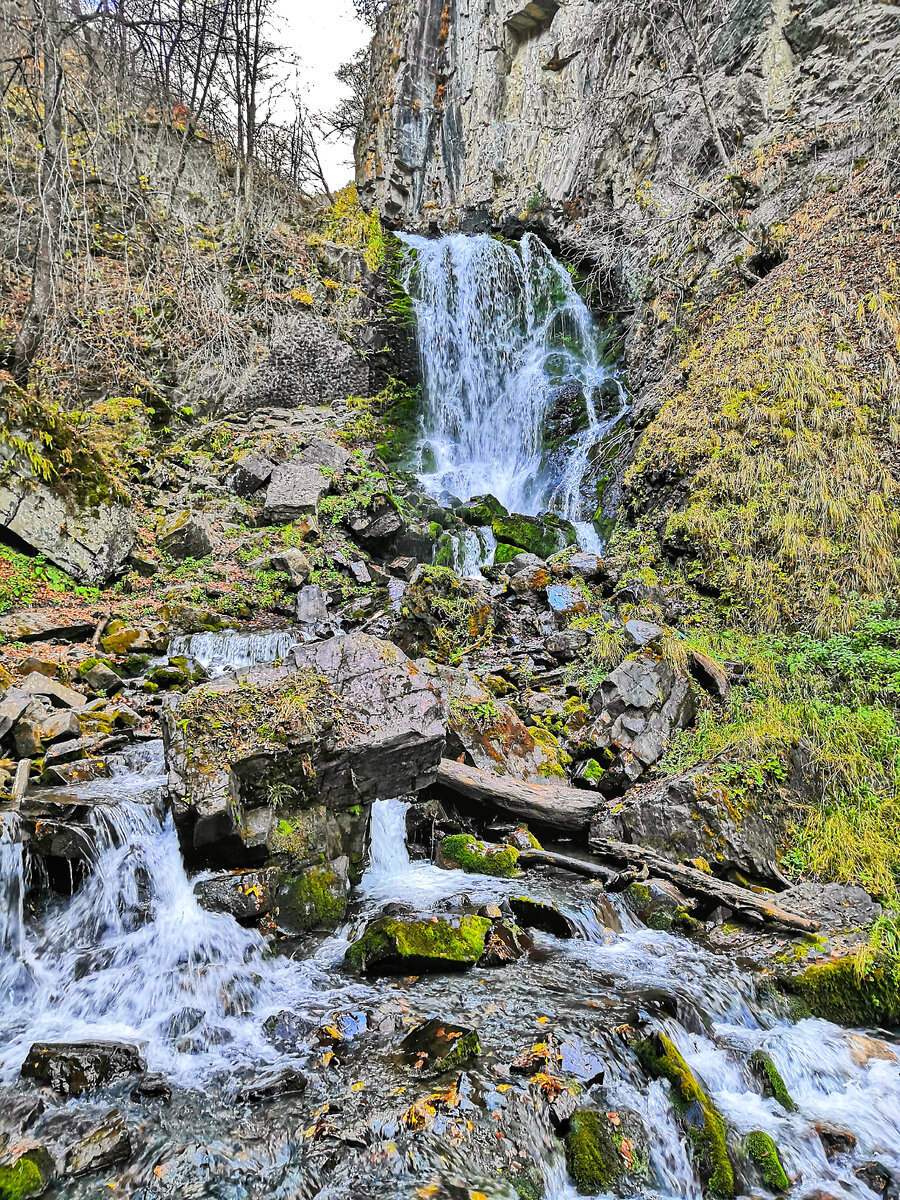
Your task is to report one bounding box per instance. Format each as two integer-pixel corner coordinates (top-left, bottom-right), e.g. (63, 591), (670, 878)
(0, 816), (27, 965)
(169, 628), (300, 675)
(399, 231), (627, 541)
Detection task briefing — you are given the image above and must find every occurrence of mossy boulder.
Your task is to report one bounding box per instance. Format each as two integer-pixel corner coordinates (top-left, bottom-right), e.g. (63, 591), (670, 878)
(458, 493), (509, 526)
(274, 860), (348, 934)
(634, 1032), (734, 1197)
(440, 834), (520, 878)
(492, 512), (577, 560)
(401, 1016), (481, 1073)
(565, 1109), (648, 1196)
(345, 914), (492, 974)
(743, 1131), (789, 1192)
(0, 1147), (54, 1198)
(748, 1050), (796, 1112)
(786, 956), (900, 1027)
(493, 541), (523, 565)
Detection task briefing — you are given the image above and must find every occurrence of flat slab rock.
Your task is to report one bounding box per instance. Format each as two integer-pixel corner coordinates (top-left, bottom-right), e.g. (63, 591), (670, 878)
(261, 463), (329, 522)
(0, 610), (95, 643)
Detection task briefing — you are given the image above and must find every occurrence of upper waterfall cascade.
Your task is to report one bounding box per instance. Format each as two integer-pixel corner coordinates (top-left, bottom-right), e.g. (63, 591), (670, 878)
(399, 231), (626, 547)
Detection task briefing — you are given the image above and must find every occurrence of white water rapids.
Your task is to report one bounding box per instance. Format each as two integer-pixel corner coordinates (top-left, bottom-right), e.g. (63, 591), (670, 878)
(1, 782), (899, 1196)
(399, 231), (627, 555)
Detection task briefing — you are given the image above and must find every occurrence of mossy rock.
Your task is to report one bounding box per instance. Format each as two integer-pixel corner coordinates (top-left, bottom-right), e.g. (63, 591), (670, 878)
(492, 512), (577, 560)
(565, 1109), (648, 1196)
(748, 1050), (796, 1112)
(787, 956), (900, 1027)
(493, 542), (523, 565)
(146, 663), (191, 690)
(345, 914), (492, 974)
(743, 1130), (789, 1192)
(440, 834), (520, 878)
(0, 1147), (54, 1199)
(457, 493), (509, 526)
(401, 1016), (481, 1073)
(275, 863), (348, 934)
(634, 1032), (734, 1197)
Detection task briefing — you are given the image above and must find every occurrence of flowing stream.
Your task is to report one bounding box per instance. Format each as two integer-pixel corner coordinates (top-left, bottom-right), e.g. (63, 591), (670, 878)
(2, 781), (898, 1197)
(399, 232), (627, 555)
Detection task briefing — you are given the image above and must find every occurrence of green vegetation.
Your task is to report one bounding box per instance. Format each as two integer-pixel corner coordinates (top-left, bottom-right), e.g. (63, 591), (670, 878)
(0, 544), (99, 614)
(749, 1051), (796, 1112)
(743, 1131), (789, 1192)
(0, 1150), (51, 1199)
(277, 864), (347, 932)
(565, 1110), (624, 1195)
(634, 1032), (734, 1197)
(787, 953), (900, 1027)
(345, 914), (492, 973)
(441, 834), (521, 878)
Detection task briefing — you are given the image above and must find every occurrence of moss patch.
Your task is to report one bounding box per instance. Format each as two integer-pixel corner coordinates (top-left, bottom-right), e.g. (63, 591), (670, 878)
(787, 955), (900, 1027)
(345, 914), (492, 974)
(492, 512), (576, 560)
(744, 1131), (789, 1192)
(634, 1032), (734, 1197)
(276, 864), (347, 933)
(749, 1050), (796, 1112)
(565, 1110), (624, 1195)
(441, 834), (520, 878)
(0, 1149), (53, 1199)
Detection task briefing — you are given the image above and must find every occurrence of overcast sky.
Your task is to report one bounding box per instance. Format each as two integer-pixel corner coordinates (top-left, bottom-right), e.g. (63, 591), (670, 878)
(281, 0), (371, 190)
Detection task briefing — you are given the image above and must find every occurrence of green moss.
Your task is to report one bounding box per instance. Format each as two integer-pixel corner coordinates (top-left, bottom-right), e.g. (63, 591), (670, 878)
(749, 1051), (796, 1112)
(581, 758), (604, 781)
(744, 1131), (789, 1192)
(0, 1151), (50, 1199)
(788, 956), (900, 1027)
(494, 542), (522, 565)
(345, 914), (492, 973)
(441, 834), (520, 878)
(627, 882), (652, 911)
(277, 864), (347, 933)
(565, 1110), (624, 1195)
(634, 1032), (734, 1197)
(457, 494), (509, 525)
(492, 512), (576, 560)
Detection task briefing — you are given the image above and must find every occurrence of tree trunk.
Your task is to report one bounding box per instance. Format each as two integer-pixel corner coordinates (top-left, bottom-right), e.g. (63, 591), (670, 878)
(12, 0), (65, 383)
(434, 759), (604, 833)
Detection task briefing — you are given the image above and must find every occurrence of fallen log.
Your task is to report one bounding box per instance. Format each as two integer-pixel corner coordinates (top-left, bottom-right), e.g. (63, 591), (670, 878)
(518, 848), (637, 890)
(589, 835), (819, 933)
(434, 759), (602, 834)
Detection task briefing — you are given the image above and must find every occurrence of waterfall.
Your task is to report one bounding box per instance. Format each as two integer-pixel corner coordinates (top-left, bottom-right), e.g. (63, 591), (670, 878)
(168, 629), (300, 676)
(399, 232), (626, 545)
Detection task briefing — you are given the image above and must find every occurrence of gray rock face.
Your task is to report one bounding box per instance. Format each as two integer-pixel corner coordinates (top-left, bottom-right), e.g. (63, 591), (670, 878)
(194, 868), (280, 922)
(18, 672), (87, 709)
(299, 437), (352, 474)
(578, 654), (694, 792)
(261, 464), (329, 523)
(157, 510), (212, 560)
(0, 475), (136, 585)
(162, 633), (446, 866)
(226, 453), (274, 496)
(0, 611), (95, 642)
(64, 1111), (132, 1175)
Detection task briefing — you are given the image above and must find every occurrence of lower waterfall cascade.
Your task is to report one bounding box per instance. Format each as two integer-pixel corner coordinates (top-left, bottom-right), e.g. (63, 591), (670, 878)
(1, 774), (899, 1198)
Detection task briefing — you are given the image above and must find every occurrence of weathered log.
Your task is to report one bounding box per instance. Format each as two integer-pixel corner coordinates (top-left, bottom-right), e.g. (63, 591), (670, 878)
(589, 835), (819, 933)
(517, 848), (636, 890)
(434, 759), (602, 833)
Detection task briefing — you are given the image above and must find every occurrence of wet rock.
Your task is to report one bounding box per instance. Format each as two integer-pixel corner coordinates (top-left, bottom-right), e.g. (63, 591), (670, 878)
(21, 1040), (146, 1096)
(157, 510), (212, 560)
(131, 1073), (172, 1102)
(0, 1145), (55, 1198)
(743, 1130), (789, 1192)
(346, 914), (492, 974)
(401, 1017), (481, 1074)
(492, 511), (577, 560)
(261, 464), (329, 523)
(565, 1108), (648, 1196)
(18, 673), (86, 709)
(0, 474), (137, 585)
(38, 710), (82, 744)
(274, 858), (349, 934)
(817, 1125), (857, 1157)
(237, 1067), (308, 1101)
(42, 737), (96, 768)
(457, 493), (508, 525)
(42, 759), (110, 787)
(64, 1110), (131, 1176)
(559, 1037), (606, 1086)
(509, 895), (577, 938)
(785, 953), (900, 1027)
(748, 1050), (796, 1111)
(226, 453), (274, 496)
(101, 621), (165, 655)
(854, 1164), (894, 1195)
(478, 918), (531, 966)
(193, 867), (279, 922)
(349, 559), (372, 585)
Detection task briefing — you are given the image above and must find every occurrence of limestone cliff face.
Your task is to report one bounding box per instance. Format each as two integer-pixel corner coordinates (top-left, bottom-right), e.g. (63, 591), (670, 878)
(359, 0), (895, 235)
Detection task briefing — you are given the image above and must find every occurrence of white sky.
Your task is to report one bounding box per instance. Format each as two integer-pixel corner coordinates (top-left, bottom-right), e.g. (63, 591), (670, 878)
(280, 0), (371, 190)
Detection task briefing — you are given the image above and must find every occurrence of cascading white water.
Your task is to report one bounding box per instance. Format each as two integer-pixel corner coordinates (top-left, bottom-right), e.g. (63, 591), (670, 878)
(399, 231), (626, 546)
(0, 744), (353, 1086)
(169, 629), (300, 676)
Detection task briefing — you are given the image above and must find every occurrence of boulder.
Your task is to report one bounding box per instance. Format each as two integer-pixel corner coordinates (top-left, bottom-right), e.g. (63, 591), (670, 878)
(492, 511), (577, 559)
(193, 868), (279, 922)
(156, 510), (212, 560)
(38, 710), (82, 744)
(345, 914), (492, 974)
(296, 583), (329, 627)
(64, 1111), (131, 1176)
(0, 690), (32, 738)
(509, 895), (577, 938)
(0, 476), (137, 585)
(401, 1018), (481, 1074)
(267, 548), (311, 588)
(261, 464), (329, 523)
(21, 1041), (145, 1096)
(298, 437), (351, 474)
(17, 657), (56, 679)
(566, 552), (603, 581)
(0, 1146), (54, 1198)
(226, 453), (274, 496)
(162, 633), (446, 865)
(274, 858), (349, 934)
(13, 718), (42, 758)
(347, 492), (404, 544)
(81, 662), (123, 695)
(237, 1067), (308, 1102)
(18, 673), (86, 709)
(546, 629), (590, 660)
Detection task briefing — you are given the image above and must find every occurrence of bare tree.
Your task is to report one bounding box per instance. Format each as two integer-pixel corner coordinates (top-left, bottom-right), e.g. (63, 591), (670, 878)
(321, 46), (369, 144)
